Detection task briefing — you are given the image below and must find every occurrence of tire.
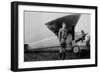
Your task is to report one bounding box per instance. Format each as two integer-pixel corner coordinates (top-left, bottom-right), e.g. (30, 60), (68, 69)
(72, 46), (80, 53)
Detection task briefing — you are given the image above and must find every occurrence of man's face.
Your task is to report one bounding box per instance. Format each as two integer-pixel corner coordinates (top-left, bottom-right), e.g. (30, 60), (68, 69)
(62, 23), (66, 28)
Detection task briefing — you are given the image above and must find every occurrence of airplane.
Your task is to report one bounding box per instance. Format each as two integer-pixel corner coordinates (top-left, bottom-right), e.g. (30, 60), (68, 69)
(24, 14), (90, 54)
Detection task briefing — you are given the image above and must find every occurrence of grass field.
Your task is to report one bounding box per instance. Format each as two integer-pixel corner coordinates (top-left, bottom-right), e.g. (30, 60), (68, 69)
(24, 46), (90, 62)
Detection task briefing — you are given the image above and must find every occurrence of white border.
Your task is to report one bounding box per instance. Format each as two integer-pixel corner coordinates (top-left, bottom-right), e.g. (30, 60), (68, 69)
(18, 5), (95, 68)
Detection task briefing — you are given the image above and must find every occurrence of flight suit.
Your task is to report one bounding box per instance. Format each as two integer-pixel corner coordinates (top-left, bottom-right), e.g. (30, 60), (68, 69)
(59, 28), (67, 59)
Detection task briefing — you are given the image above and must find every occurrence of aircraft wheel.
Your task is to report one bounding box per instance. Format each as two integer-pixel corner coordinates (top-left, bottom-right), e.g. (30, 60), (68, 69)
(72, 46), (80, 53)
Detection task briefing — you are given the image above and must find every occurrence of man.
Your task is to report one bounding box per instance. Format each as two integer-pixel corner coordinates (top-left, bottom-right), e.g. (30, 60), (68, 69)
(75, 30), (87, 43)
(81, 30), (87, 42)
(58, 23), (68, 60)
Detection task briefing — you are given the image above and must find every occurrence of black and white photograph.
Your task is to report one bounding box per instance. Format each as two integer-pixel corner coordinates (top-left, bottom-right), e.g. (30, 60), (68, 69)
(11, 1), (97, 71)
(24, 11), (90, 62)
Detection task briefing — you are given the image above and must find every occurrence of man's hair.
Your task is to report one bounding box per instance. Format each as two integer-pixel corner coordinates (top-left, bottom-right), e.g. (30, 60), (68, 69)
(81, 30), (84, 32)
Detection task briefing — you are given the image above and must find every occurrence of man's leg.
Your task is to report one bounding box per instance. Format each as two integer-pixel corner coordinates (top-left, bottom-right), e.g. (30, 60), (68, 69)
(59, 43), (63, 59)
(63, 42), (66, 59)
(60, 43), (66, 60)
(62, 48), (66, 60)
(59, 47), (63, 59)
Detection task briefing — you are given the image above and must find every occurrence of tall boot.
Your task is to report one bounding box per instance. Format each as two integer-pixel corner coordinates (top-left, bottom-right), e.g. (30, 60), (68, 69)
(62, 51), (66, 60)
(60, 51), (66, 60)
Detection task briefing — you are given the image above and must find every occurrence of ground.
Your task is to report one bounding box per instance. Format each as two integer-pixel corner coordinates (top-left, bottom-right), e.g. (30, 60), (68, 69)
(24, 46), (90, 62)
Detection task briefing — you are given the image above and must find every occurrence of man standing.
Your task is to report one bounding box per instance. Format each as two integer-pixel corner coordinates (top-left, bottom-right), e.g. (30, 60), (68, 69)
(58, 23), (68, 60)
